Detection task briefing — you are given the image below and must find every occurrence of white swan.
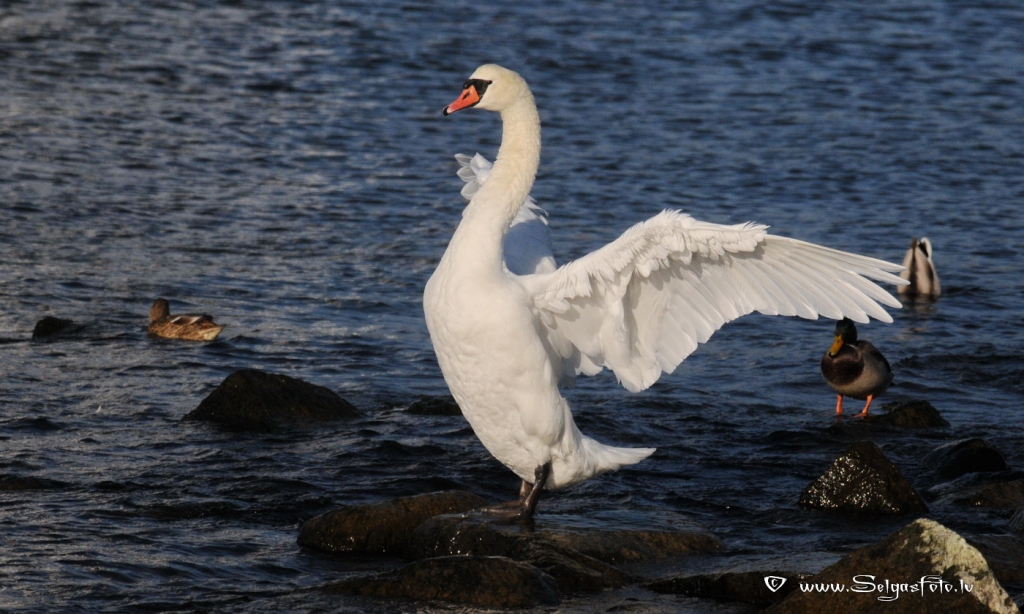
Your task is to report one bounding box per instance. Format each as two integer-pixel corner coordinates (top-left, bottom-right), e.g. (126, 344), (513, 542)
(898, 237), (941, 297)
(424, 64), (907, 517)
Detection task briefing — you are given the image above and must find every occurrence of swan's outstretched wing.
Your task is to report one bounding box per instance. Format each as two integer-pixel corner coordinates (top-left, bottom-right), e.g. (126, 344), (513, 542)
(456, 153), (556, 275)
(519, 210), (907, 393)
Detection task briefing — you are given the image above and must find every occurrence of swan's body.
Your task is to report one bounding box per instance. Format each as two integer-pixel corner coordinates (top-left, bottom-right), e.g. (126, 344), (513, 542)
(425, 65), (906, 516)
(820, 318), (892, 416)
(148, 298), (224, 341)
(898, 237), (941, 297)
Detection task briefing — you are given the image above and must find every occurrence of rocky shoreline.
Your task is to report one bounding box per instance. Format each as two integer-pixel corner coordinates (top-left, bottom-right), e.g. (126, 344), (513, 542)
(191, 369), (1024, 611)
(7, 365), (1021, 611)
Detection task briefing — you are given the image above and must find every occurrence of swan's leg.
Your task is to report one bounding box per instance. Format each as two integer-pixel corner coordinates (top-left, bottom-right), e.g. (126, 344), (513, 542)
(857, 395), (875, 417)
(518, 479), (530, 499)
(835, 395), (844, 416)
(479, 465), (550, 520)
(520, 462), (551, 519)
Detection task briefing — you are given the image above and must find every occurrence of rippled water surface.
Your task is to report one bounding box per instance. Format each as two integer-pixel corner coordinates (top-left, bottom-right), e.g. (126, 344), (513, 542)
(2, 1), (1023, 612)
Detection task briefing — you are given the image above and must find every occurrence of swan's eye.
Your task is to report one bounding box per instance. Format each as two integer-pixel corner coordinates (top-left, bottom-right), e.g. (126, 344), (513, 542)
(464, 79), (492, 98)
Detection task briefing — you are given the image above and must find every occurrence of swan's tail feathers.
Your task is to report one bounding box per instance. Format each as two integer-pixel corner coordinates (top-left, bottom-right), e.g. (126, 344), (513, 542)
(581, 436), (656, 473)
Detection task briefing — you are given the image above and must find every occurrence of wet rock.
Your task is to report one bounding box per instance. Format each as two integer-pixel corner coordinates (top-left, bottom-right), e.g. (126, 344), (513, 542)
(406, 396), (462, 416)
(799, 440), (928, 515)
(323, 555), (560, 608)
(919, 438), (1008, 486)
(930, 472), (1024, 508)
(0, 475), (68, 491)
(297, 491), (488, 556)
(409, 513), (629, 592)
(31, 316), (82, 339)
(182, 369), (360, 431)
(968, 534), (1024, 586)
(864, 400), (950, 428)
(541, 525), (723, 564)
(766, 518), (1020, 614)
(647, 569), (811, 607)
(1010, 506), (1024, 534)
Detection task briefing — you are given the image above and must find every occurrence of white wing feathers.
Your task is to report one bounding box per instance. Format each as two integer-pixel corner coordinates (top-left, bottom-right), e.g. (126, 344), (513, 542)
(456, 153), (557, 275)
(519, 210), (906, 393)
(453, 154), (906, 395)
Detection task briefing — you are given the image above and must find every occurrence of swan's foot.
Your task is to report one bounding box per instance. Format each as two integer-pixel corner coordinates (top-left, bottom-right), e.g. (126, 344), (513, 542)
(835, 395), (844, 416)
(479, 463), (551, 522)
(856, 395), (875, 418)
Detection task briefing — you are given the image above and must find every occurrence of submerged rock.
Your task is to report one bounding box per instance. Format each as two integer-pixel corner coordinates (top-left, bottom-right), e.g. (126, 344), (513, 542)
(307, 491), (723, 606)
(647, 569), (811, 607)
(766, 519), (1020, 614)
(405, 396), (462, 416)
(1011, 506), (1024, 534)
(297, 491), (488, 556)
(864, 400), (950, 428)
(323, 555), (560, 608)
(799, 440), (928, 515)
(182, 369), (360, 431)
(543, 526), (723, 564)
(31, 316), (82, 339)
(0, 475), (68, 491)
(920, 438), (1008, 486)
(929, 471), (1024, 509)
(409, 513), (630, 593)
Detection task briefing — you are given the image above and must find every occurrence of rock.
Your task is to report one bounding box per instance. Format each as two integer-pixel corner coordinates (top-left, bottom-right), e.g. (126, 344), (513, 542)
(799, 440), (928, 515)
(297, 491), (488, 556)
(920, 438), (1008, 486)
(930, 472), (1024, 508)
(182, 369), (360, 431)
(968, 534), (1024, 586)
(408, 513), (629, 592)
(0, 475), (68, 491)
(323, 555), (560, 608)
(766, 518), (1020, 614)
(406, 396), (462, 416)
(31, 316), (82, 339)
(647, 570), (811, 607)
(864, 400), (950, 428)
(541, 525), (723, 564)
(1011, 506), (1024, 534)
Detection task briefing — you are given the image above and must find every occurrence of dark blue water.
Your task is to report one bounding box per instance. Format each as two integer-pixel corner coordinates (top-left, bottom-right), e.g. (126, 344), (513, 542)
(2, 1), (1023, 612)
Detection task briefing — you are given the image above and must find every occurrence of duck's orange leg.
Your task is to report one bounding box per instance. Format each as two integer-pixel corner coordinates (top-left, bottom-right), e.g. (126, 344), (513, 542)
(835, 395), (844, 416)
(857, 395), (875, 417)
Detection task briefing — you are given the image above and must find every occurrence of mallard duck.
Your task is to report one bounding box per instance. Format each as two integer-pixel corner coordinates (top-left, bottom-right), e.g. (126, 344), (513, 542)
(820, 318), (892, 416)
(898, 237), (941, 297)
(425, 64), (904, 518)
(148, 298), (224, 341)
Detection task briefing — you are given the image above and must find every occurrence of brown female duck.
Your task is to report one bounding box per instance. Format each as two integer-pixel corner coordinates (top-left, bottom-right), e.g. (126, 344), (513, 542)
(148, 298), (224, 341)
(820, 318), (892, 416)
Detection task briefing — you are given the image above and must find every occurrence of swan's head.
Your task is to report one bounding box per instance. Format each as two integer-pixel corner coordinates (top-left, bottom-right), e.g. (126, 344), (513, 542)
(443, 64), (529, 116)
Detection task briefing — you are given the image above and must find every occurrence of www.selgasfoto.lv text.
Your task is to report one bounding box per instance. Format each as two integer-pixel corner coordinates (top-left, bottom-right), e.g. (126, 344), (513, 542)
(799, 575), (974, 602)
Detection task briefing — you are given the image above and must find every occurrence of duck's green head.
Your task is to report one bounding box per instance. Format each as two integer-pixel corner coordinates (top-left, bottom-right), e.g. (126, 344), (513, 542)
(828, 317), (858, 356)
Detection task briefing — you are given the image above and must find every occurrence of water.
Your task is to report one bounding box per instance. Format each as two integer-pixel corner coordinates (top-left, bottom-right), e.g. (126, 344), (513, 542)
(2, 1), (1023, 612)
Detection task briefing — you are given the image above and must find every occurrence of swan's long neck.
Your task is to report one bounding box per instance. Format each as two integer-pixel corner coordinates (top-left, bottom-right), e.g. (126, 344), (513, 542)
(451, 93), (541, 273)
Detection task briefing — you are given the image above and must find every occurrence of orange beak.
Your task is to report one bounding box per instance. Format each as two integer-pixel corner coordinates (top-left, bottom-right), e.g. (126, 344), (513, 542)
(828, 335), (844, 356)
(443, 84), (482, 116)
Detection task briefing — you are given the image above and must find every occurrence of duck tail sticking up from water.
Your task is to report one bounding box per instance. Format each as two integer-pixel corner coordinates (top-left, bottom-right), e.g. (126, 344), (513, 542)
(424, 64), (908, 519)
